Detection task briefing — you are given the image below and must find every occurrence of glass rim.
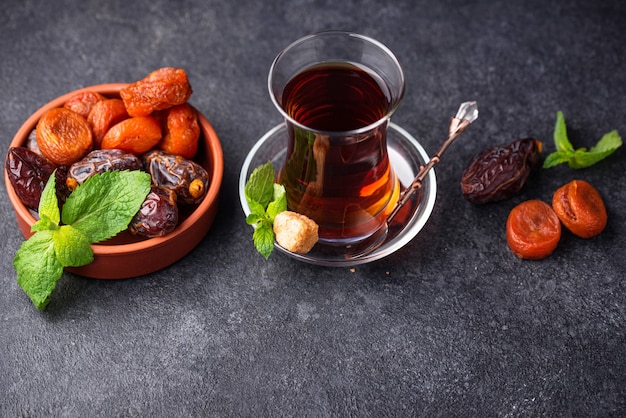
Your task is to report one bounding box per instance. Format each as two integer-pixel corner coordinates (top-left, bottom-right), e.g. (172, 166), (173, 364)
(267, 30), (406, 136)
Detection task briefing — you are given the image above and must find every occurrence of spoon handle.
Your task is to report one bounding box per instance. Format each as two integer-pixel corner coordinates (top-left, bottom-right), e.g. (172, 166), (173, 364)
(385, 101), (478, 225)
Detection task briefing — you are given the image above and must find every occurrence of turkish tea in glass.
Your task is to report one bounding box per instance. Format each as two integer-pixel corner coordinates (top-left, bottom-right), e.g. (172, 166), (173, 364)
(269, 32), (405, 246)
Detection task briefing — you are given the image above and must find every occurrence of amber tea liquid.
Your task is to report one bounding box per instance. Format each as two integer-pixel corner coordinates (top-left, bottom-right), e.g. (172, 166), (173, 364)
(279, 62), (400, 245)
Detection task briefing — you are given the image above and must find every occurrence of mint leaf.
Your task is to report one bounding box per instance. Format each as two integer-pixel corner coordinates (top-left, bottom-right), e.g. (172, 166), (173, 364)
(32, 171), (60, 232)
(62, 170), (151, 243)
(14, 230), (63, 311)
(54, 225), (93, 267)
(542, 151), (572, 169)
(38, 170), (60, 224)
(246, 213), (266, 225)
(543, 111), (622, 169)
(253, 222), (275, 260)
(247, 199), (267, 219)
(566, 130), (622, 169)
(244, 161), (275, 209)
(590, 130), (621, 153)
(244, 162), (288, 259)
(266, 184), (286, 220)
(32, 213), (59, 234)
(553, 110), (574, 154)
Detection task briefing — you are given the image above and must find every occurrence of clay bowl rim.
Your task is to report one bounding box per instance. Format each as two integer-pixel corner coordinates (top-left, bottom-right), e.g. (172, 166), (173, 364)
(5, 82), (224, 257)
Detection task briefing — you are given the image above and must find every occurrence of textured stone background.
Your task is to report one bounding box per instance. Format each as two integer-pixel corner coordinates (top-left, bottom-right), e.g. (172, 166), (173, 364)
(1, 0), (624, 416)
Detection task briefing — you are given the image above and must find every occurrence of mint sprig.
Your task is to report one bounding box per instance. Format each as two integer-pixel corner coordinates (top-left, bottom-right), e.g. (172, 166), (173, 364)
(543, 111), (622, 169)
(14, 170), (151, 310)
(244, 162), (286, 259)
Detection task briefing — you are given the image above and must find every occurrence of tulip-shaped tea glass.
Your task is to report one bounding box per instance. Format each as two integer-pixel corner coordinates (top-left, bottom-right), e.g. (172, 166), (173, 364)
(268, 31), (406, 246)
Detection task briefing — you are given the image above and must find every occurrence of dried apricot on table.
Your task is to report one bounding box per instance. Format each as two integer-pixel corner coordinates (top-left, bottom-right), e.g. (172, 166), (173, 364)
(552, 180), (607, 238)
(100, 116), (162, 155)
(36, 107), (93, 166)
(87, 98), (129, 147)
(120, 67), (192, 117)
(157, 103), (200, 159)
(63, 91), (106, 119)
(506, 199), (561, 260)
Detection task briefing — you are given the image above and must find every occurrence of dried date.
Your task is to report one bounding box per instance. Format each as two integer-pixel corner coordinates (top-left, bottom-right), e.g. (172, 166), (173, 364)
(66, 149), (143, 190)
(129, 186), (178, 238)
(143, 150), (209, 205)
(5, 147), (57, 210)
(54, 166), (71, 206)
(461, 138), (542, 204)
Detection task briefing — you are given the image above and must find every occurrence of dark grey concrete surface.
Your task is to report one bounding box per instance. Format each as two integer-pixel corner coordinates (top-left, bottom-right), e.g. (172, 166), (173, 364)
(1, 0), (624, 416)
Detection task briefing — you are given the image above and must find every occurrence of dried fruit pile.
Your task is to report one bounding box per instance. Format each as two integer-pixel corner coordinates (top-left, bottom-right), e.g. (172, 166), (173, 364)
(5, 67), (210, 239)
(460, 111), (619, 260)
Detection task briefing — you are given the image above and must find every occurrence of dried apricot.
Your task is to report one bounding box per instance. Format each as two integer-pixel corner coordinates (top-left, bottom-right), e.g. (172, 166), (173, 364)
(158, 103), (200, 159)
(506, 199), (561, 260)
(63, 91), (106, 119)
(552, 180), (607, 238)
(120, 67), (192, 117)
(87, 98), (129, 147)
(100, 116), (162, 155)
(36, 107), (93, 166)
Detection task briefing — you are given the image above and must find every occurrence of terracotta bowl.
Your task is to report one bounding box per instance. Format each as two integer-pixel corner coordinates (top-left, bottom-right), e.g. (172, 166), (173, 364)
(4, 83), (224, 279)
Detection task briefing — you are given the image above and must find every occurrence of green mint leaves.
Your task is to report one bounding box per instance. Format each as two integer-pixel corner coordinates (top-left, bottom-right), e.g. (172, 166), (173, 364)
(543, 111), (622, 169)
(244, 161), (286, 259)
(14, 170), (151, 310)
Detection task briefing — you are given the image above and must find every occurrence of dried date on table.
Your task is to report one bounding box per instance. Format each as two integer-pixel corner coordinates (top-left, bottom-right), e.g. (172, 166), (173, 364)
(461, 138), (542, 204)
